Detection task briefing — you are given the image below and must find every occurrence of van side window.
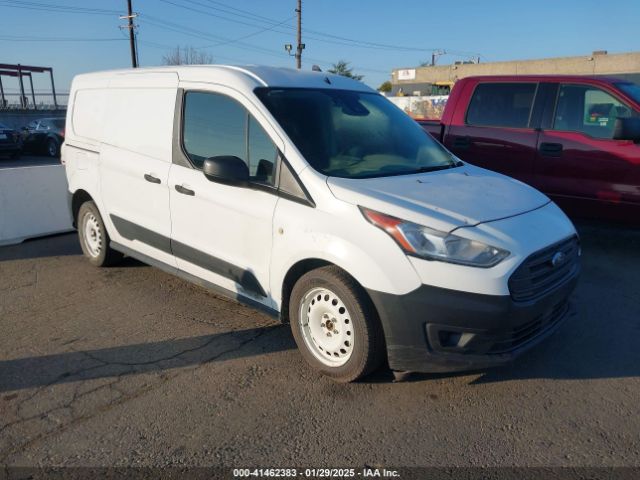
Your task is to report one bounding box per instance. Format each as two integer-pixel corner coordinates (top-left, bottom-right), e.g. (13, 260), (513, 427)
(553, 84), (637, 139)
(248, 115), (278, 184)
(182, 91), (277, 186)
(183, 92), (245, 169)
(466, 83), (537, 128)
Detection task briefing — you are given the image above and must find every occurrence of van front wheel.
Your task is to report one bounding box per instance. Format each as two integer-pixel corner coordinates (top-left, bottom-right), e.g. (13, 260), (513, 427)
(289, 266), (385, 382)
(77, 201), (123, 267)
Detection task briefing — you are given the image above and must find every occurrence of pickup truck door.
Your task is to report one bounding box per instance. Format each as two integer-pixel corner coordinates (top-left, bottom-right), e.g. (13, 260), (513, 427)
(443, 81), (539, 186)
(535, 82), (640, 220)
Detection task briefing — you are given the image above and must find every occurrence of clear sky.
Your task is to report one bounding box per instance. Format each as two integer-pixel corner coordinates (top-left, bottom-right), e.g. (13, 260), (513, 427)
(1, 0), (638, 96)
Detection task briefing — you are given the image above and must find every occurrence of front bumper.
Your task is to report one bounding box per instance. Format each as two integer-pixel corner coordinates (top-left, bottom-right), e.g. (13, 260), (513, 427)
(367, 271), (578, 373)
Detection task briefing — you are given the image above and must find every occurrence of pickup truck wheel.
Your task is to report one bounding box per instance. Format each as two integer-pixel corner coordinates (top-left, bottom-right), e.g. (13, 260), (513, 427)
(289, 266), (385, 382)
(78, 201), (123, 267)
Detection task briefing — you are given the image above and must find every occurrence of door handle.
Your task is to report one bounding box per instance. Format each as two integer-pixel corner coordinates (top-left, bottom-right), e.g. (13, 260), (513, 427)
(452, 136), (471, 149)
(144, 173), (161, 184)
(175, 184), (195, 196)
(539, 142), (563, 157)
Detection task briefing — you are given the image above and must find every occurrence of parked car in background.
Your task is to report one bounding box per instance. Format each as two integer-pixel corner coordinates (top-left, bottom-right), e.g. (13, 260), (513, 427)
(21, 117), (65, 158)
(418, 76), (640, 224)
(0, 122), (22, 159)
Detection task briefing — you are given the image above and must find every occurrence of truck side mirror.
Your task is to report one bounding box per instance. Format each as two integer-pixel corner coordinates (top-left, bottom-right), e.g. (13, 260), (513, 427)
(613, 117), (640, 142)
(202, 156), (249, 187)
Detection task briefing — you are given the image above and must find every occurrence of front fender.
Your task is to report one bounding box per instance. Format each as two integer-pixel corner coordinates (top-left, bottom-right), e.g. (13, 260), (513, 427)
(271, 198), (421, 309)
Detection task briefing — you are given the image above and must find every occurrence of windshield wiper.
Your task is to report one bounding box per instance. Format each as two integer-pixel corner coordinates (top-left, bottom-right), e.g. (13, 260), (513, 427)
(413, 162), (461, 174)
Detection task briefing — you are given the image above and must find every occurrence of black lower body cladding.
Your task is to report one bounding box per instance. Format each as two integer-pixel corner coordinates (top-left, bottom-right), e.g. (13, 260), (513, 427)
(367, 272), (579, 373)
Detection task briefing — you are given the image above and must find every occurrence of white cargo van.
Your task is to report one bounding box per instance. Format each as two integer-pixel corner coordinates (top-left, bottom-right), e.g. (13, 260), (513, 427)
(63, 66), (580, 382)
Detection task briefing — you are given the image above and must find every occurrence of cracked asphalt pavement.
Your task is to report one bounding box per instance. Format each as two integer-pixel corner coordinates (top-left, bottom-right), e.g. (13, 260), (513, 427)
(1, 222), (639, 468)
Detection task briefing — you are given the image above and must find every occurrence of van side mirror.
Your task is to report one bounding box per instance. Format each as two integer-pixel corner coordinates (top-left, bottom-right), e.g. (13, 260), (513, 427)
(202, 156), (249, 186)
(613, 117), (640, 142)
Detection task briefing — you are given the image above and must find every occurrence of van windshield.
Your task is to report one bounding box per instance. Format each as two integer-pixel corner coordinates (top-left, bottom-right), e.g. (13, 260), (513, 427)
(255, 88), (458, 179)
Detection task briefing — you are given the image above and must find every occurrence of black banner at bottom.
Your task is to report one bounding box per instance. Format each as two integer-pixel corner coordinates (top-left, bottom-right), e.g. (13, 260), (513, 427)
(2, 467), (640, 480)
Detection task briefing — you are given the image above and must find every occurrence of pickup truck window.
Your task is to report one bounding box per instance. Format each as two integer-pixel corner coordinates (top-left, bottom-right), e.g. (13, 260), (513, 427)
(616, 82), (640, 105)
(466, 83), (537, 128)
(255, 88), (457, 179)
(553, 84), (638, 139)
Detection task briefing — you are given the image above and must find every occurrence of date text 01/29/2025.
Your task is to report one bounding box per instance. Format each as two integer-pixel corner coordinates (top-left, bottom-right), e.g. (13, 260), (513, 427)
(232, 468), (400, 478)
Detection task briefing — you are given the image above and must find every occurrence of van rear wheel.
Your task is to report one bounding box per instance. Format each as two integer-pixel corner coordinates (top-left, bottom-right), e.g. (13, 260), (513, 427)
(77, 201), (123, 267)
(289, 266), (385, 382)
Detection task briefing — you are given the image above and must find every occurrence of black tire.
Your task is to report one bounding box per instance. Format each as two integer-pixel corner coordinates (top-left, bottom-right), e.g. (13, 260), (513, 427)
(77, 201), (123, 267)
(46, 138), (59, 158)
(289, 265), (385, 382)
(10, 150), (22, 159)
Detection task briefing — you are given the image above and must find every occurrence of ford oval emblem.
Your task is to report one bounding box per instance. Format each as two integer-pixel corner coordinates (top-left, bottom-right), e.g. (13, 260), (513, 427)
(551, 251), (566, 267)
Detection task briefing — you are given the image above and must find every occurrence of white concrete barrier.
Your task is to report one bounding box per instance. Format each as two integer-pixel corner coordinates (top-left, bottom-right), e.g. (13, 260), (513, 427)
(0, 165), (73, 246)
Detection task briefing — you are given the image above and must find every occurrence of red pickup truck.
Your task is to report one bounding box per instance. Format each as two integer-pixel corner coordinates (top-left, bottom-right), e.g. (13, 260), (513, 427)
(418, 75), (640, 223)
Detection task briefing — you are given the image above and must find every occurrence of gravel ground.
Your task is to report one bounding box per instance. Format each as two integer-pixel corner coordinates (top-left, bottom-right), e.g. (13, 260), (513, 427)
(0, 222), (639, 469)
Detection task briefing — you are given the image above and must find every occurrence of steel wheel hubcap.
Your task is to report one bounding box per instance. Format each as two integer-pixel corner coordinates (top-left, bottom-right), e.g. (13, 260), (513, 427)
(82, 212), (102, 257)
(299, 287), (354, 367)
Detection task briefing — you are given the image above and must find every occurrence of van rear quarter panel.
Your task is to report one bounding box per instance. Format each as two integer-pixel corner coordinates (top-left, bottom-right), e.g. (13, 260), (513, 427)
(65, 72), (178, 220)
(101, 87), (176, 163)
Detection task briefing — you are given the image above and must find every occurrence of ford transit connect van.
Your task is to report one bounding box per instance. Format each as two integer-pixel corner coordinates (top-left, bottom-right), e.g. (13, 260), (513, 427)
(63, 66), (580, 382)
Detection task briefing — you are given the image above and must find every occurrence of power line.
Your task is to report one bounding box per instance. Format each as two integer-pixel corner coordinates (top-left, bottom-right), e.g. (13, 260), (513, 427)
(195, 15), (295, 49)
(0, 0), (120, 15)
(172, 0), (296, 30)
(138, 13), (389, 75)
(136, 39), (251, 65)
(158, 0), (484, 59)
(141, 15), (287, 59)
(0, 0), (483, 61)
(0, 34), (128, 42)
(154, 0), (394, 52)
(187, 0), (290, 26)
(158, 0), (456, 54)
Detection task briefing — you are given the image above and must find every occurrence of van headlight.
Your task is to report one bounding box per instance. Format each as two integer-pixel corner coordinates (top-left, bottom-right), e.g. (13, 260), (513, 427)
(360, 207), (510, 268)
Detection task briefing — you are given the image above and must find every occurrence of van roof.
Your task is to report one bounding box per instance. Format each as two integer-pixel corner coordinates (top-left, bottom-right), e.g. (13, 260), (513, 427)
(71, 65), (374, 93)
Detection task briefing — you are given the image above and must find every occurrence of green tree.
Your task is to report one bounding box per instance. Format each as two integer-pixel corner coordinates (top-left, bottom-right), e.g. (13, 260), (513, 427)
(328, 60), (364, 81)
(378, 81), (392, 93)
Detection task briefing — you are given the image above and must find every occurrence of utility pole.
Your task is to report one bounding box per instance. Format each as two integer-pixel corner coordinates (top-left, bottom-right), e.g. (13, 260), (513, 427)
(295, 0), (303, 69)
(120, 0), (138, 68)
(284, 0), (305, 68)
(431, 49), (445, 66)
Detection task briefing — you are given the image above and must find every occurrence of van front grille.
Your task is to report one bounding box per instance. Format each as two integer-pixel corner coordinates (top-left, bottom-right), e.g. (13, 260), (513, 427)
(508, 236), (580, 303)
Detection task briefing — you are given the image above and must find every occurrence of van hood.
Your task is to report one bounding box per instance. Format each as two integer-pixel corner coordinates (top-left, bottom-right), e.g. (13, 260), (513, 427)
(326, 164), (550, 232)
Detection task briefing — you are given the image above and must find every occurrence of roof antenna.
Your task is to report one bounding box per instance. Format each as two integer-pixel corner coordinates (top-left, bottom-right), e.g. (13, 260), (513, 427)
(324, 76), (331, 84)
(311, 64), (322, 72)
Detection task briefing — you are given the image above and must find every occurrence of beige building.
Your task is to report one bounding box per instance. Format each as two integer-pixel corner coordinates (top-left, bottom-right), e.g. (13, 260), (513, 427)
(391, 51), (640, 96)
